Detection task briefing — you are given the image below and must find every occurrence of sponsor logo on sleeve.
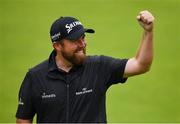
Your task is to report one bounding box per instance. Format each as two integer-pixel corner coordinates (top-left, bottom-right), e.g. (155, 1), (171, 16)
(18, 97), (24, 105)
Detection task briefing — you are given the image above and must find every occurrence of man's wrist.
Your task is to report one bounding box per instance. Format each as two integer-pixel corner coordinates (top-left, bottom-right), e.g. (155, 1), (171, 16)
(144, 29), (153, 34)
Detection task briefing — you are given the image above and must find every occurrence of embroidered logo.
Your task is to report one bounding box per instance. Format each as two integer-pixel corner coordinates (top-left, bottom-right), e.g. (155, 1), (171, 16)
(65, 21), (82, 34)
(18, 97), (24, 105)
(76, 87), (93, 96)
(42, 92), (56, 99)
(51, 32), (61, 41)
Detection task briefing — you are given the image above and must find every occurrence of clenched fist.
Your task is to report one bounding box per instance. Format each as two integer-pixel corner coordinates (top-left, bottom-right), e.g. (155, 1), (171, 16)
(137, 10), (155, 32)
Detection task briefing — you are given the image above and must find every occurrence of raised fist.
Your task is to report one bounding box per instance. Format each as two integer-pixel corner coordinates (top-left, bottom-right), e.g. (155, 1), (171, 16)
(137, 10), (155, 32)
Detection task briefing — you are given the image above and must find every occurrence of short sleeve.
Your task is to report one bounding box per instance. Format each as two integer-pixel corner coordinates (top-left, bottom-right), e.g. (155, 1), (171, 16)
(99, 56), (128, 88)
(16, 71), (35, 119)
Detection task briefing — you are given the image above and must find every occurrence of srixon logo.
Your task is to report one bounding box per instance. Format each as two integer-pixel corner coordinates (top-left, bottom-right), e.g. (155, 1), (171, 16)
(76, 87), (93, 96)
(65, 21), (82, 34)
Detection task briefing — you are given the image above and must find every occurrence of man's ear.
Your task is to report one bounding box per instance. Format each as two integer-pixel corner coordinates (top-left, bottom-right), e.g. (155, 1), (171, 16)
(53, 42), (62, 51)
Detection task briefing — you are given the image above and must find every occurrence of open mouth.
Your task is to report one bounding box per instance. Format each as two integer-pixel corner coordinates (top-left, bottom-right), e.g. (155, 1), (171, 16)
(76, 50), (84, 53)
(75, 49), (85, 54)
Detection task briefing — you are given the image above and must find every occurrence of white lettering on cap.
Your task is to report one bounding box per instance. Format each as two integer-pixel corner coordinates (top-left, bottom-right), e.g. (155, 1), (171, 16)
(65, 21), (82, 34)
(51, 32), (61, 41)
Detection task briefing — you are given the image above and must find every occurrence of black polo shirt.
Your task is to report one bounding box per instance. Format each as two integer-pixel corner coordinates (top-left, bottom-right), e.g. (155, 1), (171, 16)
(16, 50), (128, 123)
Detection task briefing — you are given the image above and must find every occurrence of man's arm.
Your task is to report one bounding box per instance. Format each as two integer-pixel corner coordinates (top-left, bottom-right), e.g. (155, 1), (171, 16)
(16, 118), (32, 123)
(124, 10), (155, 78)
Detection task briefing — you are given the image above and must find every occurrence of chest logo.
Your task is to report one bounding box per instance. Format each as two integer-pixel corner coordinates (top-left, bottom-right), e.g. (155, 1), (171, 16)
(76, 87), (93, 96)
(42, 92), (56, 99)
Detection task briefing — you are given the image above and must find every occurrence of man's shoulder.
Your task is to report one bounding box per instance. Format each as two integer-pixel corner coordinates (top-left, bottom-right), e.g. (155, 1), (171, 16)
(87, 55), (113, 63)
(28, 59), (49, 74)
(88, 55), (100, 60)
(86, 55), (103, 64)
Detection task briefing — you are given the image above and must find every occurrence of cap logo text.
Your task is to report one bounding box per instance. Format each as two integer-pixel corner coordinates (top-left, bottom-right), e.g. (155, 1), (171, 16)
(51, 32), (61, 41)
(65, 21), (82, 34)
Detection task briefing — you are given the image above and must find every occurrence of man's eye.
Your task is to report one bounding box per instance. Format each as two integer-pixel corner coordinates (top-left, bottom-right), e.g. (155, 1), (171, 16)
(82, 34), (86, 39)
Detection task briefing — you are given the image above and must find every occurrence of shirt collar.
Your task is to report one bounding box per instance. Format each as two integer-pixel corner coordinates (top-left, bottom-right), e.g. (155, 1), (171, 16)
(48, 50), (84, 73)
(48, 50), (58, 72)
(47, 50), (89, 81)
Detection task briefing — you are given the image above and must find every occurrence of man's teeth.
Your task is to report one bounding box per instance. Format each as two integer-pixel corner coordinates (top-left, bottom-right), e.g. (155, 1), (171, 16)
(76, 50), (83, 53)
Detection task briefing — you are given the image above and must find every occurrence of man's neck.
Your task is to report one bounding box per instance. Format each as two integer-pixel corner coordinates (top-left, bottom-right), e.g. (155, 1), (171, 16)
(55, 54), (73, 73)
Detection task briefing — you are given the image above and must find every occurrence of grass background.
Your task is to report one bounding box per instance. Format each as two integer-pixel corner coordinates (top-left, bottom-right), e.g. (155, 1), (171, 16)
(0, 0), (179, 122)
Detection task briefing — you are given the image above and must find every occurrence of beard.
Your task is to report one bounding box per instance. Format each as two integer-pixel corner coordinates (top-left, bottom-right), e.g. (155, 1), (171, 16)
(61, 48), (87, 66)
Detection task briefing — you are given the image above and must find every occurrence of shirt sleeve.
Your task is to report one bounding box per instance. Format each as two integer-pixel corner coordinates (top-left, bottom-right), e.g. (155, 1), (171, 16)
(16, 71), (35, 119)
(99, 55), (128, 88)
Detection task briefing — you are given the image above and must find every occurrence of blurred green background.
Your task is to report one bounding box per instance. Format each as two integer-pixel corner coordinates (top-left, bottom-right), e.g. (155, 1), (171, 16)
(0, 0), (180, 122)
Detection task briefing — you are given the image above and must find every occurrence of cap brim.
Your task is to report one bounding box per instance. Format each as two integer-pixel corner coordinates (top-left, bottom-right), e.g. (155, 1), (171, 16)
(66, 28), (95, 40)
(84, 28), (95, 33)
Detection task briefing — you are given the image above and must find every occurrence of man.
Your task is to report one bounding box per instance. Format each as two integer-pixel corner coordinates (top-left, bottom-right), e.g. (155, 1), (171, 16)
(16, 10), (154, 123)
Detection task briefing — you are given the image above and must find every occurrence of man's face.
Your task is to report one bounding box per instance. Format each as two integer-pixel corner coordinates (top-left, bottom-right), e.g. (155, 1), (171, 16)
(59, 34), (87, 66)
